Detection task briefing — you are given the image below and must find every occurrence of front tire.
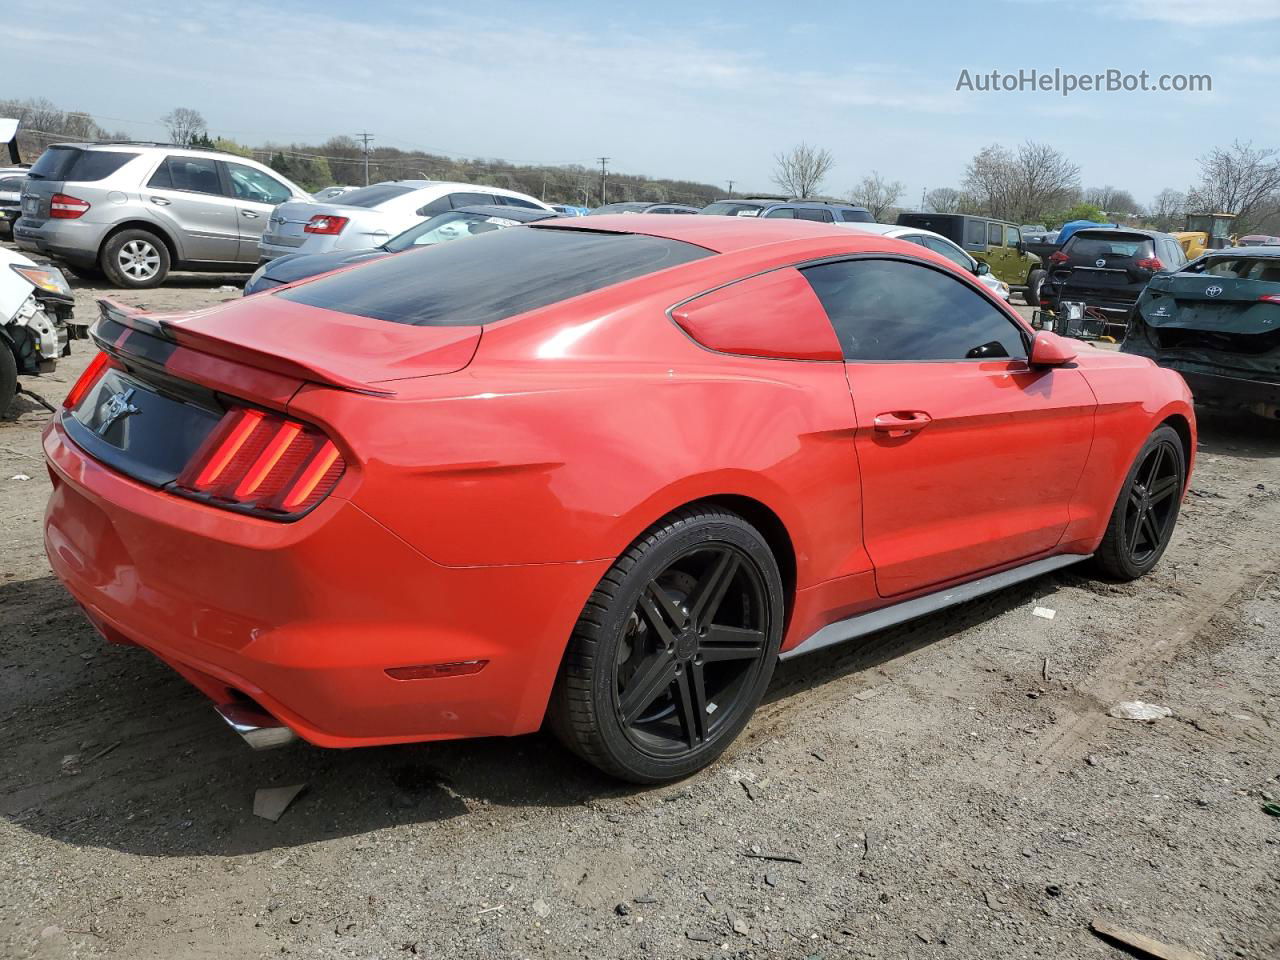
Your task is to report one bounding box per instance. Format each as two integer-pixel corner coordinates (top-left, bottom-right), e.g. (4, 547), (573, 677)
(1092, 425), (1185, 580)
(1023, 268), (1046, 306)
(101, 229), (170, 288)
(549, 506), (784, 783)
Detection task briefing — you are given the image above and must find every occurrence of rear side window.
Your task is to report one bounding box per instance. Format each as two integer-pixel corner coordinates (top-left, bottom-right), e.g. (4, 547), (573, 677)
(841, 209), (873, 223)
(966, 220), (987, 247)
(763, 207), (796, 219)
(802, 258), (1026, 362)
(1065, 233), (1154, 261)
(987, 223), (1003, 246)
(0, 176), (24, 191)
(27, 147), (137, 182)
(796, 208), (835, 222)
(278, 226), (712, 327)
(334, 183), (416, 207)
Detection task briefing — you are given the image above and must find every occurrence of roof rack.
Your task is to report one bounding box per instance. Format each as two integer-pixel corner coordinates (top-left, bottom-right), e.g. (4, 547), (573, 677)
(54, 140), (248, 157)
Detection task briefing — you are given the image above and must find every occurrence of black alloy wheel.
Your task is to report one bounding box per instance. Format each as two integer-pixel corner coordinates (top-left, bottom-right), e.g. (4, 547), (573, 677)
(615, 542), (770, 758)
(550, 506), (784, 783)
(1094, 424), (1186, 580)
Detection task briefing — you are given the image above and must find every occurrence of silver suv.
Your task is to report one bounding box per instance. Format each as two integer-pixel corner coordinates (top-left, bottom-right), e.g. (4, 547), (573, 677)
(15, 142), (310, 288)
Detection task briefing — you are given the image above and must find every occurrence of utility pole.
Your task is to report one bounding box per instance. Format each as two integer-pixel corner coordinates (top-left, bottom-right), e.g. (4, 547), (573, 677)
(726, 179), (735, 198)
(920, 186), (927, 211)
(597, 156), (610, 207)
(356, 132), (374, 186)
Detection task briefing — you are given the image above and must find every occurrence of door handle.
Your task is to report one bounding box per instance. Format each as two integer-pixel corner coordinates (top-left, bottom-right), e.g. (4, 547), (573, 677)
(873, 411), (932, 437)
(149, 196), (170, 206)
(241, 210), (259, 218)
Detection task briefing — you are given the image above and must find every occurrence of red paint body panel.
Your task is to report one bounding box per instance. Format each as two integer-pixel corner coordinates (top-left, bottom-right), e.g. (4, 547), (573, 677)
(42, 217), (1195, 747)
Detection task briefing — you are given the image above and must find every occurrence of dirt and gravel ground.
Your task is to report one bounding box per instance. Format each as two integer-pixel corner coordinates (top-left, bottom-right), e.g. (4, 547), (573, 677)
(1, 249), (1278, 960)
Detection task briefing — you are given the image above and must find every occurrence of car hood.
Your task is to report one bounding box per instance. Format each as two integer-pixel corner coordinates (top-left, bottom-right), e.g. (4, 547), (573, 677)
(264, 249), (390, 286)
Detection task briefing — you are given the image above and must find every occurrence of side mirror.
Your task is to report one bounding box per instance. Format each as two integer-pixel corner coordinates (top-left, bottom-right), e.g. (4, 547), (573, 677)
(974, 261), (991, 276)
(1029, 331), (1077, 368)
(1016, 240), (1026, 255)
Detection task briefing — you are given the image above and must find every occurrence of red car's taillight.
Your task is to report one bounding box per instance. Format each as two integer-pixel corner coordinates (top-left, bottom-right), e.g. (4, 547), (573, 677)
(49, 192), (91, 219)
(1259, 294), (1280, 304)
(303, 215), (349, 235)
(175, 407), (345, 516)
(1048, 250), (1069, 264)
(63, 350), (112, 408)
(1136, 257), (1164, 271)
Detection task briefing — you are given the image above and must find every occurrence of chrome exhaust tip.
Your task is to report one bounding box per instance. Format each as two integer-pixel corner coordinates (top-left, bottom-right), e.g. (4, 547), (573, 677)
(215, 702), (298, 750)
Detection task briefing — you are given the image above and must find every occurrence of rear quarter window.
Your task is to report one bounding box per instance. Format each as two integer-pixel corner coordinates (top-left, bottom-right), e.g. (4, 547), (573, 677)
(277, 226), (712, 327)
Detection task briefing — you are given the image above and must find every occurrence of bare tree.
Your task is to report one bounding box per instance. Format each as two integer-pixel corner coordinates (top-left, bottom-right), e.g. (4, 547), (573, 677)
(964, 141), (1079, 223)
(925, 187), (963, 213)
(771, 143), (834, 198)
(1147, 188), (1186, 232)
(848, 170), (905, 221)
(1083, 185), (1139, 217)
(1185, 140), (1280, 232)
(161, 107), (206, 146)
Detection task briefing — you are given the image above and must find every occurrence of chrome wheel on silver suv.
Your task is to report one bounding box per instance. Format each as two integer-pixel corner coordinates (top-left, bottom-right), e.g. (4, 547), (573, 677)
(101, 228), (171, 289)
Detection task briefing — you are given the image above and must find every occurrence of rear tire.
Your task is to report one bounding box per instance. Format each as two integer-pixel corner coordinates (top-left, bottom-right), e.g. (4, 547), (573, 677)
(549, 506), (784, 783)
(1092, 425), (1185, 581)
(101, 229), (170, 289)
(0, 345), (17, 417)
(1023, 269), (1046, 306)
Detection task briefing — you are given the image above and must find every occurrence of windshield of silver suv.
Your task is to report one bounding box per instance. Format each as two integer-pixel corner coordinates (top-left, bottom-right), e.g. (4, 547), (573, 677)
(26, 146), (138, 181)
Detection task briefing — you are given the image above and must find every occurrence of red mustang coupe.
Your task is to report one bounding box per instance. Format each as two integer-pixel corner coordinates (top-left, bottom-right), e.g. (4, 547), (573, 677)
(43, 216), (1194, 782)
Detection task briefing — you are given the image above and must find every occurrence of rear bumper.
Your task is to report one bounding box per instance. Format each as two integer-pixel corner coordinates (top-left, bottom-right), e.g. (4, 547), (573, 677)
(42, 419), (610, 747)
(1174, 368), (1280, 408)
(13, 218), (111, 267)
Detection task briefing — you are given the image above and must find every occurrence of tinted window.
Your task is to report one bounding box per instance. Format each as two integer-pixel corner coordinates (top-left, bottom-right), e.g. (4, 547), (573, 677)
(0, 176), (24, 191)
(225, 162), (292, 204)
(966, 220), (987, 247)
(801, 258), (1026, 362)
(278, 226), (711, 327)
(763, 207), (796, 218)
(987, 223), (1003, 246)
(499, 195), (543, 209)
(841, 209), (873, 223)
(416, 195), (451, 216)
(1065, 233), (1154, 261)
(27, 147), (136, 182)
(701, 201), (765, 216)
(921, 235), (974, 270)
(448, 192), (497, 209)
(335, 183), (417, 207)
(796, 208), (834, 222)
(156, 156), (223, 195)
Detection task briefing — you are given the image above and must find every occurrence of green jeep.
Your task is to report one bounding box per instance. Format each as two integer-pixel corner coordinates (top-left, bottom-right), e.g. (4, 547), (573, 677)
(896, 213), (1046, 306)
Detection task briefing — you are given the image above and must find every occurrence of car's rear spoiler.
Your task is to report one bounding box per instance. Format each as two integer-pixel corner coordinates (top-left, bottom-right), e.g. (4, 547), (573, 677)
(94, 299), (397, 397)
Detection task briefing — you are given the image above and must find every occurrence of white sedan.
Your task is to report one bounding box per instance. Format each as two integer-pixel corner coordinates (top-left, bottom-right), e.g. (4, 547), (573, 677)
(259, 180), (553, 260)
(835, 222), (1012, 301)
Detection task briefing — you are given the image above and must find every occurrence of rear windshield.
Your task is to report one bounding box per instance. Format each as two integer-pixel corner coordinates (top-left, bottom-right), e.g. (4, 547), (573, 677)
(700, 201), (765, 216)
(1065, 233), (1154, 260)
(330, 183), (416, 207)
(27, 146), (137, 182)
(278, 226), (712, 327)
(1189, 256), (1280, 281)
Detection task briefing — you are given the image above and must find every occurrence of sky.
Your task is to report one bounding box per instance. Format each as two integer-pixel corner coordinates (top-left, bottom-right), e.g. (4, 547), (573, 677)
(6, 0), (1279, 207)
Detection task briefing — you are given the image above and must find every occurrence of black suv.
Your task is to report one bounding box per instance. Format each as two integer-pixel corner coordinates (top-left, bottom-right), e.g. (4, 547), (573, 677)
(1041, 227), (1187, 316)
